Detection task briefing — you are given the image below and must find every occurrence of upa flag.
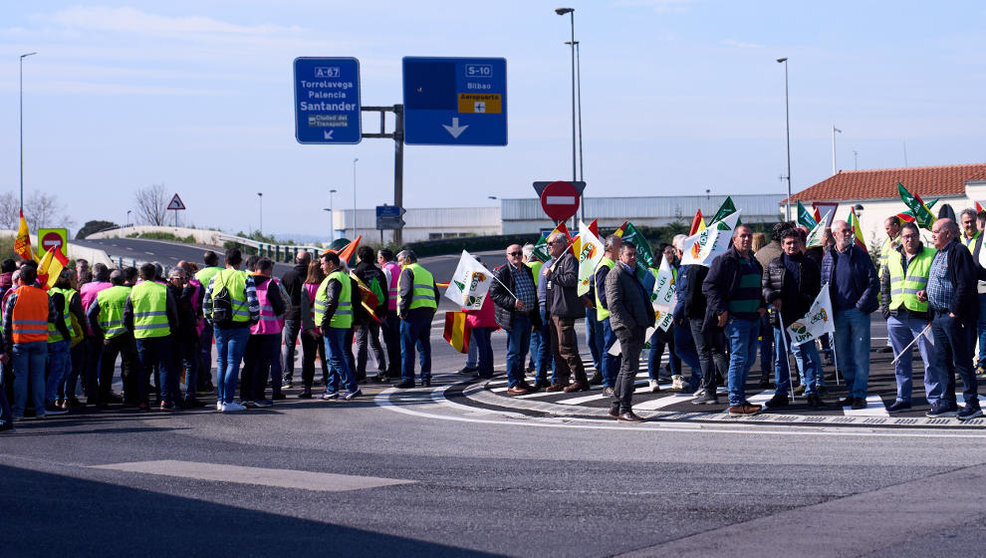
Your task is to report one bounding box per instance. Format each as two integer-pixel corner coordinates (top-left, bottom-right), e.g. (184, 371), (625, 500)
(787, 286), (836, 346)
(654, 307), (674, 332)
(898, 182), (936, 230)
(615, 221), (655, 269)
(797, 201), (817, 229)
(531, 222), (571, 263)
(443, 311), (471, 353)
(689, 210), (706, 236)
(805, 209), (833, 248)
(576, 220), (604, 297)
(651, 255), (676, 308)
(444, 250), (494, 310)
(708, 196), (737, 226)
(680, 211), (742, 266)
(14, 210), (33, 261)
(849, 207), (868, 253)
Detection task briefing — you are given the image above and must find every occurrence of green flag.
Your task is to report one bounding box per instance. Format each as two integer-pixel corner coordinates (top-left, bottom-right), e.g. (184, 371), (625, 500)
(530, 233), (551, 263)
(897, 182), (936, 230)
(708, 196), (738, 226)
(619, 222), (655, 270)
(797, 201), (817, 229)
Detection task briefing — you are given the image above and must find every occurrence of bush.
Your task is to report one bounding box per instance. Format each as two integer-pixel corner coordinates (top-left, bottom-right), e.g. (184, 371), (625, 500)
(76, 220), (118, 239)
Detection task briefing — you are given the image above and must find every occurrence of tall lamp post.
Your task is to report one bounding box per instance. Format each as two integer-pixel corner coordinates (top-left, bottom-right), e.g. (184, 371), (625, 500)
(328, 188), (337, 241)
(831, 125), (842, 175)
(777, 57), (792, 222)
(126, 210), (132, 227)
(20, 51), (37, 212)
(352, 158), (359, 239)
(555, 7), (577, 227)
(257, 192), (263, 236)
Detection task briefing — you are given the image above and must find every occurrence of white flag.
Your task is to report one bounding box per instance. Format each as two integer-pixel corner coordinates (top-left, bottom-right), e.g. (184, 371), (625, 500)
(444, 250), (494, 310)
(576, 220), (605, 297)
(679, 211), (743, 267)
(651, 256), (676, 308)
(786, 285), (836, 346)
(654, 305), (674, 332)
(805, 209), (833, 248)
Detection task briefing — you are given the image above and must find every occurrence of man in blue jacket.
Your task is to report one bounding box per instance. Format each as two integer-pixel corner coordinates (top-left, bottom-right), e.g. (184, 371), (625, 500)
(821, 219), (879, 409)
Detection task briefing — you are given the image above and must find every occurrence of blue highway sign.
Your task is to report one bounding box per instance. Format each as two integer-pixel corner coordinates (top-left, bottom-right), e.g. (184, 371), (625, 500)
(294, 57), (361, 144)
(402, 57), (507, 146)
(376, 205), (406, 230)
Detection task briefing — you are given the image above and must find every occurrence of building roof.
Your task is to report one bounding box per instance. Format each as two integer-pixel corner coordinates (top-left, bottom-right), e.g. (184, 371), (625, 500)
(786, 163), (986, 203)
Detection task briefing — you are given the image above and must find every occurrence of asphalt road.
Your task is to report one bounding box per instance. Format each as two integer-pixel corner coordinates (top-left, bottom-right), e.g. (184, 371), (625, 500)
(7, 239), (983, 556)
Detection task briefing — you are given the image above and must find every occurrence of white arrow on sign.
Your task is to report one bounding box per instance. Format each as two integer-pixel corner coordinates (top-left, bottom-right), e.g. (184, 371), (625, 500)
(442, 117), (469, 138)
(323, 129), (334, 140)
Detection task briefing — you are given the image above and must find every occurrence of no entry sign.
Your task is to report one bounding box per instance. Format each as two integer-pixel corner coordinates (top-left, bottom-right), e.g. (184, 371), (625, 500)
(539, 181), (580, 222)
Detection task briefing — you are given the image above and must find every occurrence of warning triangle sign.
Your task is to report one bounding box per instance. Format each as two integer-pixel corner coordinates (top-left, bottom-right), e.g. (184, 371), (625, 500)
(167, 193), (186, 210)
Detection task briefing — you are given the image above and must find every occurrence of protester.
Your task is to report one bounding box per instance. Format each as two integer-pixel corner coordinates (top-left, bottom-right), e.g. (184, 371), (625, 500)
(352, 246), (388, 383)
(317, 251), (360, 399)
(195, 250), (223, 394)
(241, 258), (285, 407)
(543, 232), (589, 392)
(299, 260), (329, 398)
(594, 235), (622, 395)
(377, 248), (403, 380)
(280, 250), (311, 389)
(124, 263), (180, 411)
(86, 269), (137, 408)
(605, 242), (655, 421)
(490, 244), (540, 395)
(4, 263), (57, 420)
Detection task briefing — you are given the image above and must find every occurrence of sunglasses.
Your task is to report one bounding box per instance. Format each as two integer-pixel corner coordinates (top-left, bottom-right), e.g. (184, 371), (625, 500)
(508, 251), (523, 256)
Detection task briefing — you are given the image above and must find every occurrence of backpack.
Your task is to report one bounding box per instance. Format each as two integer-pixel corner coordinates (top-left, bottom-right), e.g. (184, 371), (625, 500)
(211, 272), (234, 327)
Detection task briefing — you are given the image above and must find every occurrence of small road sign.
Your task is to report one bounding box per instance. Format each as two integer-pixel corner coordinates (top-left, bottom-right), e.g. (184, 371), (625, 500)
(294, 57), (362, 144)
(376, 205), (406, 230)
(402, 57), (507, 146)
(167, 193), (186, 210)
(539, 181), (580, 222)
(38, 228), (68, 254)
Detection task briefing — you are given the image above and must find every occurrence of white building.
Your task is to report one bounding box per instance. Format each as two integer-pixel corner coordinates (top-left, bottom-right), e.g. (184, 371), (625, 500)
(786, 163), (986, 249)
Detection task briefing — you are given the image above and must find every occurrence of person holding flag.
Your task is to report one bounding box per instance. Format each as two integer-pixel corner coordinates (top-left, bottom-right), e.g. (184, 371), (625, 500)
(880, 222), (940, 413)
(761, 228), (824, 409)
(543, 232), (589, 393)
(490, 244), (540, 395)
(594, 235), (622, 395)
(821, 220), (879, 409)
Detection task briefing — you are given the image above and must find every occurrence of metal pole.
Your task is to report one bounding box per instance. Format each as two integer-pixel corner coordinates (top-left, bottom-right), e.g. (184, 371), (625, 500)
(778, 57), (791, 222)
(394, 104), (405, 248)
(568, 11), (577, 230)
(257, 192), (263, 236)
(19, 52), (37, 212)
(831, 126), (842, 175)
(352, 158), (359, 240)
(329, 189), (337, 242)
(575, 40), (585, 224)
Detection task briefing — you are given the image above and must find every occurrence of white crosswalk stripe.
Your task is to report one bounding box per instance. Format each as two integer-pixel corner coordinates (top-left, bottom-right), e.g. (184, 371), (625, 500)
(634, 393), (699, 410)
(842, 395), (890, 417)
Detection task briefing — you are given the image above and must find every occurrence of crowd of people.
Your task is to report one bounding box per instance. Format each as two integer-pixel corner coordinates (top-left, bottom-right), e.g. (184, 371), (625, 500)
(1, 207), (984, 431)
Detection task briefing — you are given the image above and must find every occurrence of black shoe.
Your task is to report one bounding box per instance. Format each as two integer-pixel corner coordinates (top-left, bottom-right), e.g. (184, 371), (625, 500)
(758, 377), (771, 388)
(588, 373), (603, 386)
(764, 394), (789, 410)
(272, 393), (287, 400)
(608, 405), (620, 418)
(618, 411), (645, 422)
(0, 421), (13, 432)
(395, 380), (415, 389)
(838, 396), (855, 407)
(297, 390), (313, 399)
(692, 391), (719, 405)
(457, 366), (478, 376)
(373, 374), (390, 383)
(887, 400), (911, 413)
(851, 397), (868, 410)
(421, 379), (431, 387)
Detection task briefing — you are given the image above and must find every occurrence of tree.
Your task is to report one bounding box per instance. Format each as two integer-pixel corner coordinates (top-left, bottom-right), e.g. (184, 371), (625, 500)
(25, 191), (74, 230)
(0, 192), (18, 230)
(134, 183), (169, 226)
(76, 220), (118, 239)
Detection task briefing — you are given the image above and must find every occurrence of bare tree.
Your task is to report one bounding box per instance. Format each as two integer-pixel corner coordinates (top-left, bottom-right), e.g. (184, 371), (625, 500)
(0, 191), (18, 230)
(25, 191), (74, 230)
(134, 183), (169, 226)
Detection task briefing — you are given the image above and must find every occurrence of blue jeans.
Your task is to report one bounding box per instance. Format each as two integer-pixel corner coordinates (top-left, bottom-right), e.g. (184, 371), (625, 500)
(774, 327), (822, 396)
(506, 314), (532, 387)
(136, 336), (178, 405)
(198, 322), (215, 390)
(931, 313), (978, 408)
(887, 313), (939, 405)
(472, 327), (494, 379)
(466, 335), (478, 368)
(400, 313), (432, 383)
(12, 341), (47, 418)
(833, 308), (871, 398)
(977, 294), (986, 368)
(180, 335), (200, 399)
(323, 327), (358, 394)
(584, 306), (604, 373)
(530, 307), (553, 383)
(214, 325), (251, 404)
(759, 314), (774, 374)
(600, 317), (620, 387)
(725, 316), (760, 406)
(672, 322), (702, 385)
(647, 327), (680, 379)
(45, 339), (72, 402)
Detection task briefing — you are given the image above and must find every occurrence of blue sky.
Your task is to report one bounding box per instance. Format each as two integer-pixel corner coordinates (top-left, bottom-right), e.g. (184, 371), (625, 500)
(1, 1), (984, 238)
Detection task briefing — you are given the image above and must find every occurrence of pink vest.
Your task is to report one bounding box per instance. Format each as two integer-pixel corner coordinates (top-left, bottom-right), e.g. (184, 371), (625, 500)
(80, 281), (112, 334)
(188, 278), (204, 336)
(251, 277), (284, 335)
(383, 261), (401, 311)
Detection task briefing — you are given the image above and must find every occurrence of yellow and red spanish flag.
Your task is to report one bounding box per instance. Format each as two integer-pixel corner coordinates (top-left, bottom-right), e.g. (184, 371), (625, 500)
(849, 207), (868, 253)
(14, 210), (34, 262)
(688, 210), (706, 236)
(37, 246), (68, 289)
(443, 311), (471, 354)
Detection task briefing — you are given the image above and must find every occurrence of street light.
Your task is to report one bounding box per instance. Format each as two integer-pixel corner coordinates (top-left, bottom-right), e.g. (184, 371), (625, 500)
(126, 210), (132, 227)
(257, 192), (263, 236)
(329, 188), (338, 241)
(19, 51), (37, 212)
(555, 7), (577, 227)
(831, 125), (842, 175)
(777, 57), (792, 222)
(352, 158), (359, 239)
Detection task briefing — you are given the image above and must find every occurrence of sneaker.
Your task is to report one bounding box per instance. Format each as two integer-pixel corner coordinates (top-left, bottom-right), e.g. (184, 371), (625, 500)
(792, 385), (805, 396)
(764, 394), (789, 410)
(254, 399), (274, 408)
(729, 403), (762, 417)
(671, 375), (687, 391)
(160, 401), (177, 412)
(222, 401), (246, 412)
(242, 400), (259, 408)
(926, 403), (958, 418)
(649, 380), (661, 393)
(692, 391), (719, 405)
(602, 386), (615, 397)
(395, 380), (415, 389)
(44, 403), (68, 416)
(216, 401), (224, 411)
(321, 391), (339, 400)
(958, 404), (983, 421)
(281, 381), (293, 390)
(342, 390), (362, 401)
(534, 379), (551, 390)
(887, 400), (912, 413)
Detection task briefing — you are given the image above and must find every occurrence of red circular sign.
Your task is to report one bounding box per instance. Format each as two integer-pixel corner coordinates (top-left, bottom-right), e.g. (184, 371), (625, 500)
(539, 181), (580, 222)
(41, 232), (64, 252)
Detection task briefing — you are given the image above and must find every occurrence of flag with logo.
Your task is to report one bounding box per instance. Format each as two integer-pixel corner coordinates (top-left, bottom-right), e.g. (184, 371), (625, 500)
(898, 182), (937, 230)
(14, 210), (34, 261)
(651, 255), (676, 308)
(689, 209), (706, 236)
(530, 222), (571, 263)
(444, 250), (494, 310)
(805, 209), (833, 248)
(679, 211), (742, 266)
(443, 311), (471, 353)
(614, 221), (655, 269)
(708, 196), (738, 226)
(576, 220), (604, 296)
(787, 286), (836, 346)
(849, 206), (868, 253)
(797, 201), (817, 229)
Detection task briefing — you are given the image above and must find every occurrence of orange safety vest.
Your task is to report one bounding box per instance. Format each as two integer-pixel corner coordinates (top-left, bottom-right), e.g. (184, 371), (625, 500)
(11, 286), (50, 343)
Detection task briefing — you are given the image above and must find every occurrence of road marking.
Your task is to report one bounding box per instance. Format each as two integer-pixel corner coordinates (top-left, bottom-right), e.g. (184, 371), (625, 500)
(842, 395), (890, 417)
(635, 393), (698, 410)
(89, 460), (415, 492)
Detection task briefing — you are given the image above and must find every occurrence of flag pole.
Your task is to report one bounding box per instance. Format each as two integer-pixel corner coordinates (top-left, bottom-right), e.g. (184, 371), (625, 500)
(889, 323), (932, 365)
(776, 311), (797, 400)
(830, 333), (841, 386)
